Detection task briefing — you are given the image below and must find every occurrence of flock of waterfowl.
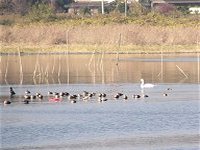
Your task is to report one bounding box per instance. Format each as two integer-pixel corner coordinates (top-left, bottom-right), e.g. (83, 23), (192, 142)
(3, 79), (171, 105)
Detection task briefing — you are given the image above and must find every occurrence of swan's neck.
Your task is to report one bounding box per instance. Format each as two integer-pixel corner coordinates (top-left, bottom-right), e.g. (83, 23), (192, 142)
(140, 82), (144, 89)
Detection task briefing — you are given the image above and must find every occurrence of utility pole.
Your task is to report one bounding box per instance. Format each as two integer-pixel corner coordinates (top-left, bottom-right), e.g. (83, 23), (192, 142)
(125, 0), (127, 17)
(101, 0), (105, 14)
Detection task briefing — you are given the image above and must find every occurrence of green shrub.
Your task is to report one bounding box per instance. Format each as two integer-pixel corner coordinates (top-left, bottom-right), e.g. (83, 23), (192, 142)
(80, 7), (91, 16)
(26, 2), (55, 22)
(176, 6), (190, 15)
(0, 0), (15, 14)
(129, 2), (149, 16)
(117, 2), (128, 13)
(0, 19), (14, 26)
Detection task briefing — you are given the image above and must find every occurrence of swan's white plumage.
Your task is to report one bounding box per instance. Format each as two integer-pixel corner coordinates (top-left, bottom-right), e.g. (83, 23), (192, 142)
(140, 79), (155, 88)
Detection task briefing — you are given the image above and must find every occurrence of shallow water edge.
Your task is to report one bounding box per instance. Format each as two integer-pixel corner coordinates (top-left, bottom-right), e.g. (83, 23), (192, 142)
(1, 133), (199, 150)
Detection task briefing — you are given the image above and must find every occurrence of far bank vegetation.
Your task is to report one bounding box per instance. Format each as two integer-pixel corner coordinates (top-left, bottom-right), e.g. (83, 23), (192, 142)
(0, 0), (199, 53)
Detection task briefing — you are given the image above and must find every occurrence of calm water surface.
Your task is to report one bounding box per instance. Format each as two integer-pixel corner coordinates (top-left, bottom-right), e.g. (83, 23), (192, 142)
(0, 53), (200, 150)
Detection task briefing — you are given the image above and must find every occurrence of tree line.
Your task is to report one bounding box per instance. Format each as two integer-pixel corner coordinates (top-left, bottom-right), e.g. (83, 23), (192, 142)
(0, 0), (72, 15)
(0, 0), (197, 26)
(1, 0), (195, 15)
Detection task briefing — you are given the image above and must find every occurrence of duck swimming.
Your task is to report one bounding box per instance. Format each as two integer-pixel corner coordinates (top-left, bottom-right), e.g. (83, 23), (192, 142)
(10, 87), (16, 97)
(4, 100), (11, 105)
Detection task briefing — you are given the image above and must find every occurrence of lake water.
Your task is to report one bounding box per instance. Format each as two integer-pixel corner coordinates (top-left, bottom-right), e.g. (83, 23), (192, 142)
(0, 53), (200, 150)
(0, 53), (199, 84)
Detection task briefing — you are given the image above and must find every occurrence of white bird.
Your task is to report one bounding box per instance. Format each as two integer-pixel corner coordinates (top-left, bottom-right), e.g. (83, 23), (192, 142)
(140, 79), (155, 89)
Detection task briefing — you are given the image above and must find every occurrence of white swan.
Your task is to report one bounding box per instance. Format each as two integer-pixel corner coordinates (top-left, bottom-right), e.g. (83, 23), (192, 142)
(140, 79), (155, 89)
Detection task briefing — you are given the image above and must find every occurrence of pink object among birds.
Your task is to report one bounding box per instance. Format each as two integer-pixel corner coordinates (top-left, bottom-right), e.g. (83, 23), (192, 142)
(49, 98), (61, 102)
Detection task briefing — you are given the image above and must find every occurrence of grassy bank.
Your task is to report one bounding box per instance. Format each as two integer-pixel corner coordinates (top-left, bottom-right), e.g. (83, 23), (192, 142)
(1, 13), (200, 27)
(1, 43), (199, 54)
(0, 14), (199, 54)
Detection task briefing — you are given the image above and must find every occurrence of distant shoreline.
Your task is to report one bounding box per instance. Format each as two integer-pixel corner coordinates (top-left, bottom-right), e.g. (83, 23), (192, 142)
(1, 51), (200, 56)
(1, 43), (200, 55)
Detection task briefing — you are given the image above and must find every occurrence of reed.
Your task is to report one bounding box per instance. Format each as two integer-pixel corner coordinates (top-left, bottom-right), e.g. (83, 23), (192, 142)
(18, 47), (23, 84)
(0, 56), (2, 75)
(67, 51), (70, 84)
(66, 29), (70, 51)
(157, 49), (164, 81)
(33, 52), (39, 78)
(33, 76), (37, 85)
(88, 49), (95, 69)
(198, 54), (200, 83)
(96, 53), (101, 73)
(44, 64), (49, 78)
(58, 55), (61, 77)
(51, 55), (56, 74)
(176, 65), (188, 79)
(100, 51), (105, 84)
(93, 51), (97, 84)
(197, 34), (200, 83)
(116, 33), (122, 65)
(4, 55), (9, 84)
(89, 47), (98, 84)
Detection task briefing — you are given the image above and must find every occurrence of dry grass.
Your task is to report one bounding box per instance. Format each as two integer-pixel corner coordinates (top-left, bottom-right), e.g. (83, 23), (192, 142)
(0, 24), (199, 53)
